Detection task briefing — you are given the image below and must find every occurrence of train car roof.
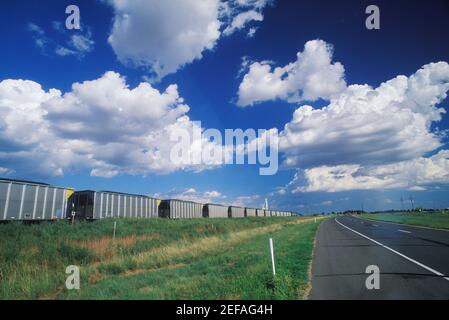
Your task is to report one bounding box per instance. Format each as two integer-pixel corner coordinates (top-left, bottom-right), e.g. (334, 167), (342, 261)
(0, 177), (72, 190)
(161, 198), (203, 204)
(99, 190), (155, 198)
(74, 189), (158, 199)
(204, 203), (228, 207)
(0, 177), (50, 186)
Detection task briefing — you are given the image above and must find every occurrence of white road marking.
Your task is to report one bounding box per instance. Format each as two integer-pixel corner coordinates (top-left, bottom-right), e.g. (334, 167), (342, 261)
(373, 224), (378, 227)
(335, 218), (449, 282)
(398, 229), (411, 234)
(352, 216), (449, 232)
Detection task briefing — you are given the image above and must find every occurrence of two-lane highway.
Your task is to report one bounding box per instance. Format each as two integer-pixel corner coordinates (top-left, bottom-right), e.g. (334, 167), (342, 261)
(309, 216), (449, 299)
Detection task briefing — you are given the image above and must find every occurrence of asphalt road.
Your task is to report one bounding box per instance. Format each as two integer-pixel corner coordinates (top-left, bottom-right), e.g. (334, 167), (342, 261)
(309, 216), (449, 299)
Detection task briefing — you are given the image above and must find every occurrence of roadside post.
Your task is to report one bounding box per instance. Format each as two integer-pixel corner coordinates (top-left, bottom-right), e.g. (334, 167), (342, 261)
(269, 238), (276, 276)
(71, 203), (75, 225)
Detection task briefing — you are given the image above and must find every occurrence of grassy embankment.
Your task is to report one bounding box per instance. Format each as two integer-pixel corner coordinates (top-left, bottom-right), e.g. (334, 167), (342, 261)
(359, 211), (449, 230)
(0, 216), (325, 300)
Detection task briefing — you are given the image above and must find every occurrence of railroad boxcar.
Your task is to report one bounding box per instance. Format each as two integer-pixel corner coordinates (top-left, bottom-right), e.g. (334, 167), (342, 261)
(245, 207), (257, 217)
(0, 178), (73, 221)
(228, 206), (245, 218)
(158, 199), (203, 219)
(67, 190), (159, 219)
(256, 208), (265, 217)
(203, 203), (228, 218)
(272, 210), (290, 217)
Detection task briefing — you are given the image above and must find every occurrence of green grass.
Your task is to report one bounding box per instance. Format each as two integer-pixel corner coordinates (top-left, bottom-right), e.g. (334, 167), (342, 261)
(359, 211), (449, 230)
(0, 216), (323, 300)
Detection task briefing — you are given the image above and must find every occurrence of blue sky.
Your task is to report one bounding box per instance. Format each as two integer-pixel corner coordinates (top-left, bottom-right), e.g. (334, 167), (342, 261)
(1, 0), (449, 213)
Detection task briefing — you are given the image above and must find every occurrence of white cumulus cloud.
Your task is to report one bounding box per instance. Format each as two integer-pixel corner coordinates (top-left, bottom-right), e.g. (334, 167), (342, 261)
(294, 150), (449, 192)
(223, 10), (263, 36)
(106, 0), (271, 80)
(0, 72), (224, 178)
(237, 39), (347, 106)
(107, 0), (222, 80)
(242, 39), (449, 194)
(280, 62), (449, 169)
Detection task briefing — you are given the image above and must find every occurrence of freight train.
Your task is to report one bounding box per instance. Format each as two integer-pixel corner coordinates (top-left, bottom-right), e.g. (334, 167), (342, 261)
(0, 178), (298, 221)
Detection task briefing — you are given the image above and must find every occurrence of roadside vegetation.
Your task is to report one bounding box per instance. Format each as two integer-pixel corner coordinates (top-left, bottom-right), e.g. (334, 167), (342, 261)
(0, 216), (324, 300)
(359, 211), (449, 230)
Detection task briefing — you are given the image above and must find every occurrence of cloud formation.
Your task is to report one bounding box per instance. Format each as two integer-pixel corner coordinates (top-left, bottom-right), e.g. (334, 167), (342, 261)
(294, 150), (449, 192)
(279, 62), (449, 169)
(237, 39), (346, 106)
(107, 0), (271, 80)
(56, 32), (94, 57)
(107, 0), (221, 80)
(239, 39), (449, 193)
(0, 72), (223, 177)
(28, 22), (94, 58)
(232, 194), (261, 207)
(222, 10), (263, 36)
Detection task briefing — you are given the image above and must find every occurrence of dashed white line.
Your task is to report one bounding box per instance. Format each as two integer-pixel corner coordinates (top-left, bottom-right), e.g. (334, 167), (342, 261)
(398, 229), (411, 234)
(335, 218), (449, 282)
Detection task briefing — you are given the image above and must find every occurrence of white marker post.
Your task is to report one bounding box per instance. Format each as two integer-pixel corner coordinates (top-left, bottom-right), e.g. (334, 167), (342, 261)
(71, 203), (75, 225)
(269, 238), (276, 276)
(113, 221), (117, 241)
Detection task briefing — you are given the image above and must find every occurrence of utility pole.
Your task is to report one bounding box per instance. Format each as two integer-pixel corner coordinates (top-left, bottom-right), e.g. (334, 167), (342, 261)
(400, 196), (404, 211)
(409, 196), (415, 211)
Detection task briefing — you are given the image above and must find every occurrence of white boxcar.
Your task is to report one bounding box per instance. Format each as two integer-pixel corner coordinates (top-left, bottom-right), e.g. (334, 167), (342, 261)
(159, 199), (203, 219)
(265, 210), (274, 217)
(245, 208), (257, 217)
(256, 209), (265, 217)
(203, 203), (229, 218)
(67, 190), (159, 219)
(228, 206), (245, 218)
(0, 179), (73, 221)
(270, 210), (291, 217)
